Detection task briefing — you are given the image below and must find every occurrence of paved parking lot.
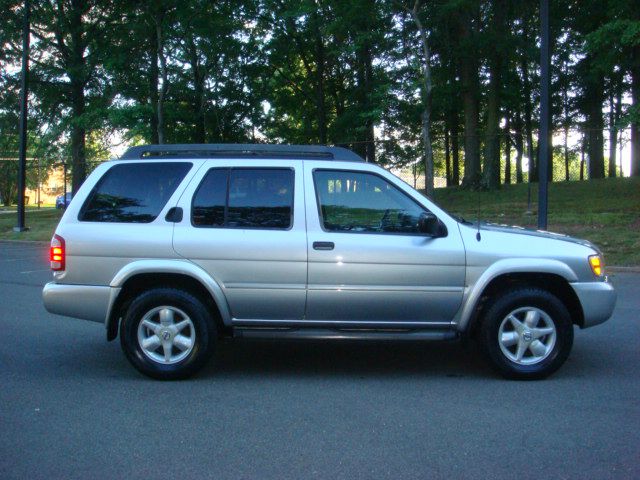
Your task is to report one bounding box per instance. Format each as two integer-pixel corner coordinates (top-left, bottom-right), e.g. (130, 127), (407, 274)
(1, 241), (638, 479)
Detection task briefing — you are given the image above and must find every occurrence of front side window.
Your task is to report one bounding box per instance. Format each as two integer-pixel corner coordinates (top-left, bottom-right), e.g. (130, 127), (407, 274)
(192, 168), (294, 230)
(314, 170), (427, 234)
(79, 162), (192, 223)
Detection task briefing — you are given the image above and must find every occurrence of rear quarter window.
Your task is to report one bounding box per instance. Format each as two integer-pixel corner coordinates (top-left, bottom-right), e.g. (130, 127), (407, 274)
(79, 162), (192, 223)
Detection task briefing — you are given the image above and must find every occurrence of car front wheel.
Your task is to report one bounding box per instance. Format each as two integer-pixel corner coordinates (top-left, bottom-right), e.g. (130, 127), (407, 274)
(480, 288), (574, 380)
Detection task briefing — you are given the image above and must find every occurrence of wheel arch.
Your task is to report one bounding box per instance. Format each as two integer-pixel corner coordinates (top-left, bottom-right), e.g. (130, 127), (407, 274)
(458, 260), (584, 336)
(106, 260), (231, 341)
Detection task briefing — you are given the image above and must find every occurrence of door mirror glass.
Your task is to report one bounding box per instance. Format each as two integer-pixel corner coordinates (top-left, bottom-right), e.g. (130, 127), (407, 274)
(418, 212), (446, 237)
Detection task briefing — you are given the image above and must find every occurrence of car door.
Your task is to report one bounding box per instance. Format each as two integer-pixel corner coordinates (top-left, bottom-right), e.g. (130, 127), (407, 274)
(304, 164), (465, 325)
(173, 160), (307, 321)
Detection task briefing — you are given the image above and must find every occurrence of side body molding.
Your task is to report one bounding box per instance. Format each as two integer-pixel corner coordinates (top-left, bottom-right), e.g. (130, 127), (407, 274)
(107, 259), (232, 327)
(455, 258), (579, 332)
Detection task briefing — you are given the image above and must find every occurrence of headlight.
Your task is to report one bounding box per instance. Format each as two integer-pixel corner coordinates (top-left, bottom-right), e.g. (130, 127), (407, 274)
(589, 254), (604, 277)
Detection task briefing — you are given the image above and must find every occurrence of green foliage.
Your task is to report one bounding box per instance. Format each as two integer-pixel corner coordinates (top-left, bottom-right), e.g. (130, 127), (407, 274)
(0, 0), (638, 192)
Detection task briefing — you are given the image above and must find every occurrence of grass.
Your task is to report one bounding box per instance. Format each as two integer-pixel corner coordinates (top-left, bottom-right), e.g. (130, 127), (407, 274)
(0, 208), (63, 242)
(433, 177), (640, 267)
(1, 177), (638, 265)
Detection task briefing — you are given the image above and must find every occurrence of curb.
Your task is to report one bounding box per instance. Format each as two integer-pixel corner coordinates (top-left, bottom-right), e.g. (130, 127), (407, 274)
(608, 266), (640, 273)
(0, 240), (49, 245)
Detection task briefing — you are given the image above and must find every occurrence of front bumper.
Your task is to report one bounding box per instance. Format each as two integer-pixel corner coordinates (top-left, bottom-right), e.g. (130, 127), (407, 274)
(43, 282), (119, 324)
(570, 279), (617, 328)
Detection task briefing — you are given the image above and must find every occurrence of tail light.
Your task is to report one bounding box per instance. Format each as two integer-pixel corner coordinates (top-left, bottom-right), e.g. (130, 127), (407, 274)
(50, 234), (65, 271)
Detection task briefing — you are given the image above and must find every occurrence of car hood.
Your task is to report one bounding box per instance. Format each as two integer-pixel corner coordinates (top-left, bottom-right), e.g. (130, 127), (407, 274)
(479, 222), (600, 252)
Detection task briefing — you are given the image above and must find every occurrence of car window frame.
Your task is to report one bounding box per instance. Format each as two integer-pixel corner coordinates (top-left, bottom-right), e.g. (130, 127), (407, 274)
(312, 168), (435, 237)
(190, 166), (296, 231)
(77, 161), (193, 224)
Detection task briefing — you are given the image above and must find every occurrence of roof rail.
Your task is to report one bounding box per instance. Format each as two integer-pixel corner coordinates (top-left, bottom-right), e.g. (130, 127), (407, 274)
(119, 144), (364, 162)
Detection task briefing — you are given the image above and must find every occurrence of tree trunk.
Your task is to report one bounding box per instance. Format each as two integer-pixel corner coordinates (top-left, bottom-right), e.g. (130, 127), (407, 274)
(69, 0), (86, 193)
(504, 114), (511, 184)
(562, 60), (570, 181)
(482, 0), (506, 189)
(409, 1), (434, 197)
(355, 28), (376, 162)
(148, 30), (160, 144)
(187, 36), (207, 144)
(155, 12), (168, 145)
(70, 81), (86, 194)
(451, 113), (460, 185)
(514, 110), (524, 183)
(445, 128), (451, 186)
(312, 11), (327, 145)
(631, 43), (640, 177)
(580, 134), (585, 180)
(608, 91), (617, 178)
(564, 123), (570, 181)
(459, 5), (481, 188)
(363, 40), (376, 162)
(585, 65), (605, 179)
(521, 57), (536, 183)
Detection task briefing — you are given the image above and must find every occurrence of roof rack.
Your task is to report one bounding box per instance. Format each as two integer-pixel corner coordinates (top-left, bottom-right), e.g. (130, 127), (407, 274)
(119, 144), (364, 162)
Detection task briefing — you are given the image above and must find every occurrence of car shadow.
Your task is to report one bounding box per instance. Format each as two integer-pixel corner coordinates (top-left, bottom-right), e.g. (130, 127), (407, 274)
(195, 338), (494, 380)
(46, 333), (613, 382)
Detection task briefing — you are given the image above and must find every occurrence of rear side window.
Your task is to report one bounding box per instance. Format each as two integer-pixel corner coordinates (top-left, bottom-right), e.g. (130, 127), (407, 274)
(192, 168), (294, 229)
(79, 162), (192, 223)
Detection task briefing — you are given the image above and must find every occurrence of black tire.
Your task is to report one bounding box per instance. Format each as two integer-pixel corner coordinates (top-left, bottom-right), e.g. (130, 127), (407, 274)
(120, 288), (216, 380)
(479, 287), (574, 380)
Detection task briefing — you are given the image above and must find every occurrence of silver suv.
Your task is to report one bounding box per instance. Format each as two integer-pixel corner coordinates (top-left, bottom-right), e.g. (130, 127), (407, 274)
(43, 144), (616, 380)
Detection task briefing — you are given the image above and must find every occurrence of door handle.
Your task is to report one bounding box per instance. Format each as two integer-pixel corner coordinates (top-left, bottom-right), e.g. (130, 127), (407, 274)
(313, 241), (335, 251)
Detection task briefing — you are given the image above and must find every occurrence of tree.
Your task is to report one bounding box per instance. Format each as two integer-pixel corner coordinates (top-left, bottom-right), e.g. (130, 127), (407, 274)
(585, 1), (640, 177)
(25, 0), (116, 192)
(458, 1), (482, 189)
(482, 0), (508, 189)
(404, 0), (435, 197)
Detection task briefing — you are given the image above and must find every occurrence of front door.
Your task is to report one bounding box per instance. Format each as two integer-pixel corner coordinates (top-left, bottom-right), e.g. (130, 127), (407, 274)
(304, 166), (465, 325)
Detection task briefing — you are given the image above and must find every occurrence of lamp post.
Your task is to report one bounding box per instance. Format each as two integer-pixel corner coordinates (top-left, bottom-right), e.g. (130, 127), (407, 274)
(14, 0), (30, 232)
(537, 0), (550, 230)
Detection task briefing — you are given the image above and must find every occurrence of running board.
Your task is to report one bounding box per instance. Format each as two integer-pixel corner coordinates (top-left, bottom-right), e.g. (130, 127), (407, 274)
(233, 328), (458, 341)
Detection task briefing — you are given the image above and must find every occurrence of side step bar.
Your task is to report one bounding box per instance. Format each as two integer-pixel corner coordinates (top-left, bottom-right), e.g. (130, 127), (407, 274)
(233, 328), (458, 341)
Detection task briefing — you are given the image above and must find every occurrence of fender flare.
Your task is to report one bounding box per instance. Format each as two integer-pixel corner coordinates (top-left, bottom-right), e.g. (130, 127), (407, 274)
(455, 258), (578, 332)
(106, 259), (232, 330)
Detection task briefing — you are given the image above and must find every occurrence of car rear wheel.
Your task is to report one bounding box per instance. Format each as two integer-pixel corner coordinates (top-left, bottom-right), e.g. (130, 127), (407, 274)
(480, 288), (573, 380)
(120, 288), (216, 380)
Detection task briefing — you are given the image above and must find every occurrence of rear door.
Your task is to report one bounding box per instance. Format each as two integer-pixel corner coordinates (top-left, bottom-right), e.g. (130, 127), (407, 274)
(173, 160), (307, 321)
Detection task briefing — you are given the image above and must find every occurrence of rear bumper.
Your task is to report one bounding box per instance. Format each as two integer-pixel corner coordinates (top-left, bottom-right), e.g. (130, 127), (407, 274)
(43, 282), (119, 324)
(570, 279), (617, 328)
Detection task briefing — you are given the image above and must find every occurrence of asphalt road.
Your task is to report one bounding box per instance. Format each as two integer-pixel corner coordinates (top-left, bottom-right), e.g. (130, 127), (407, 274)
(1, 241), (638, 479)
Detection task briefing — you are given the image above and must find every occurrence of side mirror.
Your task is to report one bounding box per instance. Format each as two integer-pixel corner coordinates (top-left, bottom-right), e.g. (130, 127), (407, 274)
(418, 212), (447, 237)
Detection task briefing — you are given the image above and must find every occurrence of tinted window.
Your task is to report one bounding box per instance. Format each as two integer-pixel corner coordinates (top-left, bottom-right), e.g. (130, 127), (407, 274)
(314, 170), (426, 234)
(80, 162), (191, 223)
(192, 168), (294, 229)
(192, 169), (228, 227)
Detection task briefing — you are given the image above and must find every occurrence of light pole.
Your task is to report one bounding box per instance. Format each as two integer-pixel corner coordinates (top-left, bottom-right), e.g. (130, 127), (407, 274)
(14, 0), (30, 232)
(537, 0), (550, 230)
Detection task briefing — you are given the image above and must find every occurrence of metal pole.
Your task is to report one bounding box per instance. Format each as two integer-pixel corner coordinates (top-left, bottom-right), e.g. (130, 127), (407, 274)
(14, 0), (30, 232)
(537, 0), (550, 230)
(63, 162), (67, 200)
(37, 157), (40, 209)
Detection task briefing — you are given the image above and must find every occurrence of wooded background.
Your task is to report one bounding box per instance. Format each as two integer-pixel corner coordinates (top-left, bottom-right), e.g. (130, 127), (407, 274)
(0, 0), (638, 202)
